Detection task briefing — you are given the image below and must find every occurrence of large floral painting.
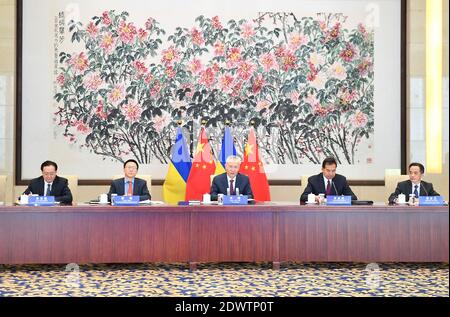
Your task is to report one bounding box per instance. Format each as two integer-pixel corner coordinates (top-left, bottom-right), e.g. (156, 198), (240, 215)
(54, 11), (374, 166)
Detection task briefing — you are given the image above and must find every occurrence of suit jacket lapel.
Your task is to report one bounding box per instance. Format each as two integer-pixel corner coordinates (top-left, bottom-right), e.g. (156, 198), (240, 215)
(406, 180), (413, 196)
(419, 181), (427, 196)
(223, 174), (230, 192)
(119, 178), (125, 195)
(51, 176), (59, 195)
(420, 181), (431, 196)
(133, 179), (139, 196)
(318, 173), (326, 194)
(334, 176), (344, 195)
(235, 174), (241, 192)
(38, 177), (45, 196)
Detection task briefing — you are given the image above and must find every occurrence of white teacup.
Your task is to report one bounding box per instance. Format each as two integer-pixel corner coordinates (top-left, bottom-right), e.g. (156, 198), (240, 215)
(203, 193), (211, 203)
(397, 193), (406, 204)
(99, 193), (108, 204)
(20, 194), (29, 205)
(307, 193), (316, 203)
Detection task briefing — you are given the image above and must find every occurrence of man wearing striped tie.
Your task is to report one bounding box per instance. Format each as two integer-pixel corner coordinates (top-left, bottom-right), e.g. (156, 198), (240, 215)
(108, 159), (151, 201)
(388, 162), (440, 204)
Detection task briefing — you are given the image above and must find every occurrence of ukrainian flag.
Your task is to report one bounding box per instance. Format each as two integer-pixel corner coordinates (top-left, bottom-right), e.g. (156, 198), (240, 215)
(215, 126), (237, 174)
(163, 127), (192, 204)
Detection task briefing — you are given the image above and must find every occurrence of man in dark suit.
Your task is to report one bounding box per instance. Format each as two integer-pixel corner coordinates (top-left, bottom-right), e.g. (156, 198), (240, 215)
(108, 159), (151, 201)
(300, 157), (357, 202)
(22, 160), (73, 204)
(388, 162), (440, 204)
(211, 155), (253, 201)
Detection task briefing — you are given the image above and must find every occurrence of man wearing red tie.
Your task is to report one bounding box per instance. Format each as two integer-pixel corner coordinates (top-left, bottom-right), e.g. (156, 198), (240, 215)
(108, 159), (151, 201)
(300, 157), (357, 203)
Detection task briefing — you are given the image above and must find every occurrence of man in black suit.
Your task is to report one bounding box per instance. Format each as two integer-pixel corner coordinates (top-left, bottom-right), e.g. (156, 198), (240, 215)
(388, 162), (440, 204)
(300, 157), (357, 202)
(211, 155), (253, 201)
(22, 160), (73, 204)
(108, 159), (151, 201)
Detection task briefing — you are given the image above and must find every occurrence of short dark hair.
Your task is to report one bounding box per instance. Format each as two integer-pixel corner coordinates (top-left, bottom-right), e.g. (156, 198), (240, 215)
(40, 160), (58, 171)
(322, 157), (337, 168)
(123, 159), (139, 170)
(409, 162), (425, 174)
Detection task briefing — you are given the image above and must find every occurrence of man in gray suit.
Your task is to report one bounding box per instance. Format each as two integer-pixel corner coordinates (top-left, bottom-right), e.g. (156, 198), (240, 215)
(108, 159), (151, 201)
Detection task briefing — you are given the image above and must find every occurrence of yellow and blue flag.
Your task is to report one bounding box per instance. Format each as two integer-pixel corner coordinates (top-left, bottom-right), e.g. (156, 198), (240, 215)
(215, 126), (237, 174)
(163, 127), (192, 204)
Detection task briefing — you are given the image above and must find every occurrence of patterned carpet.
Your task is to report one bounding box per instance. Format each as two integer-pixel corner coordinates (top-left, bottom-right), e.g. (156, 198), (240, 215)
(0, 262), (448, 297)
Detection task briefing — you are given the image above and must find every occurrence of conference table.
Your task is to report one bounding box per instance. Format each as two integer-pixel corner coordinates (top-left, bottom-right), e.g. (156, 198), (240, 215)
(0, 203), (448, 270)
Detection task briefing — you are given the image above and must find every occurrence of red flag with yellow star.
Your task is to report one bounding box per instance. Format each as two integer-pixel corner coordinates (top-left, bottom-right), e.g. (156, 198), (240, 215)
(185, 127), (216, 200)
(240, 127), (271, 201)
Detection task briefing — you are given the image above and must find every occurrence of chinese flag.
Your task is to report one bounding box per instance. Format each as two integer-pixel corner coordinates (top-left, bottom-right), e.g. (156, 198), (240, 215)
(185, 127), (216, 200)
(240, 127), (271, 202)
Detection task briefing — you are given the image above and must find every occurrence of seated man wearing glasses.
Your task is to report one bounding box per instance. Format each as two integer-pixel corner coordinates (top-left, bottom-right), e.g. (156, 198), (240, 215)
(108, 159), (151, 201)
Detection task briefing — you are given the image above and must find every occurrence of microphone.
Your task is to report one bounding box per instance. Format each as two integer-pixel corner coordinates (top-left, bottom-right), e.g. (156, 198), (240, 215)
(420, 183), (429, 196)
(332, 180), (339, 195)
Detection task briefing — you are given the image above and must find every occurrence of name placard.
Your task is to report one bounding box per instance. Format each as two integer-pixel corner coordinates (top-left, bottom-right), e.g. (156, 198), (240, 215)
(113, 196), (140, 206)
(418, 196), (444, 206)
(28, 196), (56, 206)
(326, 195), (352, 206)
(223, 195), (248, 205)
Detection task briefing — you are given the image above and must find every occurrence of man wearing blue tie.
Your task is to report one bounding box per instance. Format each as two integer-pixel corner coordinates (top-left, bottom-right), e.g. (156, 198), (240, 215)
(300, 157), (357, 203)
(108, 159), (151, 201)
(388, 162), (440, 204)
